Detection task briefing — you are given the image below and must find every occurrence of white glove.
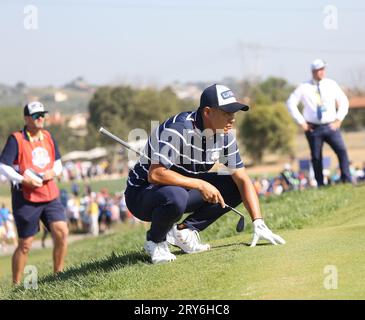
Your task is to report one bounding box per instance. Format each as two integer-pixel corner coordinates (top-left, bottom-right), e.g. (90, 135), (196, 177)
(250, 219), (286, 247)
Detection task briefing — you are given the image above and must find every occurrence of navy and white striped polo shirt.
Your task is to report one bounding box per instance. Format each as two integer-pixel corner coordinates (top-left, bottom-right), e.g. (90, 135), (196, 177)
(127, 110), (244, 187)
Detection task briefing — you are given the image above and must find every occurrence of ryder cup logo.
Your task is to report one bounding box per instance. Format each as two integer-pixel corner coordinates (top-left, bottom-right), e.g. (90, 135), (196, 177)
(32, 147), (50, 169)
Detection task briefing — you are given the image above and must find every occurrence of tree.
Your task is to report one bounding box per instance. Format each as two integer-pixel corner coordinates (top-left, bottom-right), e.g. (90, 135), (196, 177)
(257, 77), (294, 104)
(237, 77), (294, 105)
(0, 107), (24, 149)
(342, 109), (365, 131)
(46, 124), (86, 155)
(239, 103), (296, 163)
(88, 86), (135, 141)
(88, 86), (188, 144)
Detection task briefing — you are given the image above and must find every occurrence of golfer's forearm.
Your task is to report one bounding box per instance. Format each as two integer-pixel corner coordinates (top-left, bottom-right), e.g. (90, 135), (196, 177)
(148, 165), (202, 190)
(232, 168), (262, 221)
(237, 179), (262, 221)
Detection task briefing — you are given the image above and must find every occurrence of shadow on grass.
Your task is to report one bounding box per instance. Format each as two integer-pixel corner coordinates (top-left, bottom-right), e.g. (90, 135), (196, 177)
(38, 250), (150, 285)
(212, 241), (272, 249)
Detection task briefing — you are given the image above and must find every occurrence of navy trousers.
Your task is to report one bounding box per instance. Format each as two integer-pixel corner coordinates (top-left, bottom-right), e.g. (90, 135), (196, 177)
(305, 124), (351, 186)
(125, 173), (241, 243)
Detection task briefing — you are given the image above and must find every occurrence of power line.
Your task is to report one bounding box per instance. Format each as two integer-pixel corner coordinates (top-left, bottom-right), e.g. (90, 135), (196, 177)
(239, 42), (365, 56)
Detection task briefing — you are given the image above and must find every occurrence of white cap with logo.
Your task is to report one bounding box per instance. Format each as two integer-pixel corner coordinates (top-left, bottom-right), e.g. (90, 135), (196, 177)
(24, 101), (48, 116)
(311, 59), (326, 71)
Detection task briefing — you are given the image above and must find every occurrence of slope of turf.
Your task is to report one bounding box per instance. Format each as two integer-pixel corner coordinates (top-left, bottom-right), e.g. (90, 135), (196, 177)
(1, 184), (364, 299)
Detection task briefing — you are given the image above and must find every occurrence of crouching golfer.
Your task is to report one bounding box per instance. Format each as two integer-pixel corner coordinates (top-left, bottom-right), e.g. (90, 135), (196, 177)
(125, 84), (285, 264)
(0, 102), (68, 284)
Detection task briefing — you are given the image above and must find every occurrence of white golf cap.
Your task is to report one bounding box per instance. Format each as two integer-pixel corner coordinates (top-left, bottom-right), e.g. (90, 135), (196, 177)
(24, 101), (48, 116)
(311, 59), (326, 71)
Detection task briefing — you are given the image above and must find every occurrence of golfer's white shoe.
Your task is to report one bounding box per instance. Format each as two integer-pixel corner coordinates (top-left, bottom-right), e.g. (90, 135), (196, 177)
(144, 240), (176, 264)
(166, 225), (211, 254)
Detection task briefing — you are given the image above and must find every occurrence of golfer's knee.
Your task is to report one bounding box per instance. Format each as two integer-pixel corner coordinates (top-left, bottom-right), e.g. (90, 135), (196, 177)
(164, 187), (188, 217)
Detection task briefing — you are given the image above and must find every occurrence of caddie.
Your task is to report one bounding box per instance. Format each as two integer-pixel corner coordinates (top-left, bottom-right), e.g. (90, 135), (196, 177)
(0, 101), (68, 284)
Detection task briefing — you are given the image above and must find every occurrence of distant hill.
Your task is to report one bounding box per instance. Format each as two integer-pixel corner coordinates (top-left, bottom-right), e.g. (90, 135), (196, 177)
(0, 79), (95, 114)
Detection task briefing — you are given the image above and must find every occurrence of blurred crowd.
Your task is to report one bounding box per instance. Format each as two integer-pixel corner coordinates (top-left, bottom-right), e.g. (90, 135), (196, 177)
(0, 184), (144, 253)
(0, 204), (18, 253)
(60, 184), (144, 237)
(252, 162), (365, 197)
(61, 160), (112, 182)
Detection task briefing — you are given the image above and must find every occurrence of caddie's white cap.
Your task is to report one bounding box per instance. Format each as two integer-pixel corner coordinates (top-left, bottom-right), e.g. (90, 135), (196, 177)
(24, 101), (48, 116)
(311, 59), (326, 71)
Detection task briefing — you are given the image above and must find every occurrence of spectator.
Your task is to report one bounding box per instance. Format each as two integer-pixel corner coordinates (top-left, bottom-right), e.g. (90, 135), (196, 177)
(79, 194), (90, 233)
(272, 177), (284, 195)
(260, 177), (270, 197)
(119, 193), (128, 222)
(110, 203), (120, 223)
(85, 184), (92, 196)
(67, 194), (80, 232)
(71, 183), (79, 196)
(60, 189), (69, 209)
(360, 162), (365, 182)
(0, 213), (7, 252)
(0, 205), (18, 247)
(354, 166), (363, 183)
(0, 203), (10, 223)
(88, 193), (99, 236)
(280, 163), (299, 191)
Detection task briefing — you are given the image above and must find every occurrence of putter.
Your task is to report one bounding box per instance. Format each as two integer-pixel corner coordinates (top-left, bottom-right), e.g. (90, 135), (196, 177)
(225, 204), (245, 232)
(99, 127), (246, 232)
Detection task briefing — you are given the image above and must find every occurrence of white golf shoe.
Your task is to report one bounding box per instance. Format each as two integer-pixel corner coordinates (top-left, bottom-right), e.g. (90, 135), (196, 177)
(144, 240), (176, 264)
(166, 225), (211, 254)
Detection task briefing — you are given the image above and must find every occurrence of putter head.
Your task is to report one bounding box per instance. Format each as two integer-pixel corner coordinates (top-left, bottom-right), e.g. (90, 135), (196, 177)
(236, 216), (245, 233)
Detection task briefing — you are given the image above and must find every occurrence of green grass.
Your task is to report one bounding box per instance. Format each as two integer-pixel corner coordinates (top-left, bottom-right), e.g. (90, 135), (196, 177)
(1, 184), (364, 299)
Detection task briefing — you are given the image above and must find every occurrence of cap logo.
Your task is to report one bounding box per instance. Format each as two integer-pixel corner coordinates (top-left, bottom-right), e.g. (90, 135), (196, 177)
(221, 90), (235, 100)
(27, 102), (45, 115)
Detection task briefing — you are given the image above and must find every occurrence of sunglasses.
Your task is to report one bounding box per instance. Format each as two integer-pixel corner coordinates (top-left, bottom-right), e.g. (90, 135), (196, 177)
(31, 112), (46, 120)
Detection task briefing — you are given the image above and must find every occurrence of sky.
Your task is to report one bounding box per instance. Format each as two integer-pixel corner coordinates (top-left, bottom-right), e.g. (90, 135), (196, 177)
(1, 0), (365, 88)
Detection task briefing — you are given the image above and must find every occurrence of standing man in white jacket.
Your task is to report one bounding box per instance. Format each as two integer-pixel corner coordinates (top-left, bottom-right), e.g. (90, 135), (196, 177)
(286, 59), (351, 186)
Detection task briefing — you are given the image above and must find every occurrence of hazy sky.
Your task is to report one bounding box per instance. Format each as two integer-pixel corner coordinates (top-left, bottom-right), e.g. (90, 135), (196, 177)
(1, 0), (365, 88)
